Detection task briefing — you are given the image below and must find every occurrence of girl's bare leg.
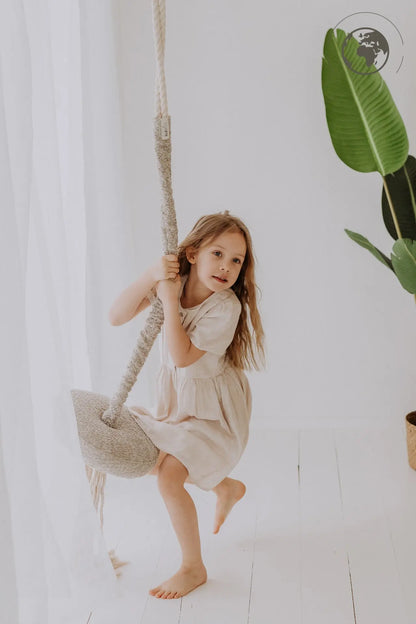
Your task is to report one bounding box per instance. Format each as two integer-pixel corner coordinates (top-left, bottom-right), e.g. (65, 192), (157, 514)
(146, 450), (168, 476)
(211, 477), (247, 534)
(149, 454), (207, 599)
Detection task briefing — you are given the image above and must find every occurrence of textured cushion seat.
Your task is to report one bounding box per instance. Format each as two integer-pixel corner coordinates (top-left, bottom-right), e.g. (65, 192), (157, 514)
(71, 389), (159, 478)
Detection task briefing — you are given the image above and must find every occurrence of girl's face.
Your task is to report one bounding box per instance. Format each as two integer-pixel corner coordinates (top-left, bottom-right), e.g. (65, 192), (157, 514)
(187, 230), (247, 292)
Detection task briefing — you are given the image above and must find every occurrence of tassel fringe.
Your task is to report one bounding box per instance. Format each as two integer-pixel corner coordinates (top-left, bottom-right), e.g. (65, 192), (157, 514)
(108, 549), (129, 577)
(85, 464), (130, 577)
(85, 465), (106, 529)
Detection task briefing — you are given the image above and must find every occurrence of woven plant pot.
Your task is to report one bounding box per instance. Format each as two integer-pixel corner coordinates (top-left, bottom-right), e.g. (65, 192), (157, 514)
(405, 411), (416, 470)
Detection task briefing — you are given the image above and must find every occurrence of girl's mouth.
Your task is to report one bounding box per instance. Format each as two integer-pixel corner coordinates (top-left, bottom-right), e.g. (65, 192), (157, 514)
(213, 276), (227, 283)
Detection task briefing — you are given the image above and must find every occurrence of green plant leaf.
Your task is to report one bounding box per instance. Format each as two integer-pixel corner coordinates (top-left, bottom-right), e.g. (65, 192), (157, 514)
(391, 239), (416, 294)
(345, 229), (393, 270)
(322, 28), (408, 175)
(381, 155), (416, 240)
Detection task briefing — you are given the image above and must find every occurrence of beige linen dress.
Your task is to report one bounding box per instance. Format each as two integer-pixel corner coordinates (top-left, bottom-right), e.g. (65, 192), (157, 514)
(129, 274), (252, 491)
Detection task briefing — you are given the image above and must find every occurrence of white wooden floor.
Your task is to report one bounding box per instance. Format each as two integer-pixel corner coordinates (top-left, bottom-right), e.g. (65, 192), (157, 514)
(84, 425), (416, 624)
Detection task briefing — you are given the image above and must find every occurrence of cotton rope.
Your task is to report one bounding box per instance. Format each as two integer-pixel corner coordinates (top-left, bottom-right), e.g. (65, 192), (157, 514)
(85, 0), (178, 574)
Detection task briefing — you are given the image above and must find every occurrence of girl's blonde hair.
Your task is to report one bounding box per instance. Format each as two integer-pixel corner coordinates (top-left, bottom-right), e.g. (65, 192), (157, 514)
(178, 211), (265, 371)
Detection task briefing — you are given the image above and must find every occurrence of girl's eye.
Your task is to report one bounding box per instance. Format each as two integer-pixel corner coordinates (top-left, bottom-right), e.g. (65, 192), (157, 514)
(213, 251), (222, 257)
(213, 251), (241, 264)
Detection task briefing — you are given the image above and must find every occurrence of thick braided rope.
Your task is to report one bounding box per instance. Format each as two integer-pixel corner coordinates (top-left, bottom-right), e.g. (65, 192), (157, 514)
(153, 1), (164, 117)
(101, 300), (164, 424)
(101, 2), (176, 426)
(152, 0), (168, 118)
(101, 119), (177, 425)
(157, 117), (178, 254)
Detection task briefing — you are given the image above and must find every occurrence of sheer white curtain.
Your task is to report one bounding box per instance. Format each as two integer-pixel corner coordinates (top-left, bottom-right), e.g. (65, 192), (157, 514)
(0, 0), (147, 621)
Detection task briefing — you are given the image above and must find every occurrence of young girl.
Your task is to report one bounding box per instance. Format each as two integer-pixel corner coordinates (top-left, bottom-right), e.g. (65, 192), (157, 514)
(109, 211), (265, 600)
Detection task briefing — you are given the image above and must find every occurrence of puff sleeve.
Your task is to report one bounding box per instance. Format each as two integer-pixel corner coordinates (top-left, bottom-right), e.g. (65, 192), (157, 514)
(188, 295), (241, 356)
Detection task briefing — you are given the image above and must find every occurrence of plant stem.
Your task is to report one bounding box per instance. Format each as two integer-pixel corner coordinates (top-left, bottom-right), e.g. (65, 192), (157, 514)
(382, 176), (402, 239)
(403, 164), (416, 224)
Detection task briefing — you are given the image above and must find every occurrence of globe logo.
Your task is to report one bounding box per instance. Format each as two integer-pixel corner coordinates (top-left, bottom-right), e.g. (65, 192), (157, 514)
(341, 27), (389, 75)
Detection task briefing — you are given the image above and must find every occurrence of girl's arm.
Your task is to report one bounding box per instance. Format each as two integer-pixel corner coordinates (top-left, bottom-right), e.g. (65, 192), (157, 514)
(108, 266), (156, 326)
(109, 254), (179, 326)
(160, 281), (206, 368)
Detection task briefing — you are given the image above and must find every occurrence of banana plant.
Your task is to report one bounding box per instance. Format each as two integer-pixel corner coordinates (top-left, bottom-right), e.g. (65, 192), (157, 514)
(322, 28), (416, 298)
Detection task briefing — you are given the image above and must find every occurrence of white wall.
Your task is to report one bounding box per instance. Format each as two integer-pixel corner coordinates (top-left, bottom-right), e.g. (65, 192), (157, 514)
(113, 0), (416, 429)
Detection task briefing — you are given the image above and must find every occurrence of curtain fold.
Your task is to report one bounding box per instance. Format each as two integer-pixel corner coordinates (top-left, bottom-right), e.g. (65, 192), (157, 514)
(0, 0), (141, 620)
(78, 0), (139, 398)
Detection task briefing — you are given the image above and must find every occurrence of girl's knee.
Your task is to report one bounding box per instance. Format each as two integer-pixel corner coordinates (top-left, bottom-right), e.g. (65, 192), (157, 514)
(157, 454), (188, 493)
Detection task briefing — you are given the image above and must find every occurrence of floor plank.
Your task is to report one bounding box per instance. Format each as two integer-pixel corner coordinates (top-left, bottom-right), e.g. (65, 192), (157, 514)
(362, 425), (416, 624)
(243, 429), (301, 624)
(335, 427), (409, 624)
(299, 429), (355, 624)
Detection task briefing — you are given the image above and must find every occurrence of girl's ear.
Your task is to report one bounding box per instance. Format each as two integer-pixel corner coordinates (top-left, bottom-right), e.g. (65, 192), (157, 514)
(186, 246), (197, 264)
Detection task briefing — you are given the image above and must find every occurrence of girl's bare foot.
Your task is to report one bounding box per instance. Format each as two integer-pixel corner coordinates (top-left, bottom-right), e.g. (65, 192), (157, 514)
(212, 478), (246, 534)
(149, 562), (207, 599)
